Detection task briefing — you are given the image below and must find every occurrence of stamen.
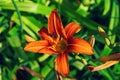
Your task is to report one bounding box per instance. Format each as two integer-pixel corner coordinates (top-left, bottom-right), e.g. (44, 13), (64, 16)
(55, 39), (67, 53)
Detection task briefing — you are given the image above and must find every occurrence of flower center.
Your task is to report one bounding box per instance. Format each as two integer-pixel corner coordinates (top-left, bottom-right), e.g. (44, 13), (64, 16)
(55, 39), (67, 53)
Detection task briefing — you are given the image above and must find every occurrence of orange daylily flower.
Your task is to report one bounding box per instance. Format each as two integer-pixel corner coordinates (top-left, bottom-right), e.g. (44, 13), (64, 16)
(24, 9), (94, 76)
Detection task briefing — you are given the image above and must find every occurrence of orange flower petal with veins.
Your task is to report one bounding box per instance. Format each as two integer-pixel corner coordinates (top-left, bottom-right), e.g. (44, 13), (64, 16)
(48, 10), (58, 37)
(68, 38), (94, 55)
(55, 53), (69, 76)
(24, 40), (53, 54)
(38, 47), (57, 54)
(65, 22), (81, 39)
(48, 9), (67, 39)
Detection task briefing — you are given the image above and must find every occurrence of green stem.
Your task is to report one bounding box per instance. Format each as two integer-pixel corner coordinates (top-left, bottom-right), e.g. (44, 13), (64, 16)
(11, 0), (23, 40)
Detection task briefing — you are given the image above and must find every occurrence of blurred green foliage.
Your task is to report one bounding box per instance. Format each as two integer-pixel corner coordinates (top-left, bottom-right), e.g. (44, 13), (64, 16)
(0, 0), (120, 80)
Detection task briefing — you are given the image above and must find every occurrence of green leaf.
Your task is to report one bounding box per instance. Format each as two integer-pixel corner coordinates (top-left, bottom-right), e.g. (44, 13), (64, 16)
(102, 0), (111, 16)
(22, 16), (40, 34)
(38, 54), (50, 62)
(108, 0), (119, 44)
(61, 1), (101, 31)
(100, 45), (112, 56)
(29, 60), (40, 72)
(7, 27), (21, 47)
(41, 65), (52, 78)
(0, 0), (54, 15)
(41, 56), (55, 77)
(11, 12), (38, 39)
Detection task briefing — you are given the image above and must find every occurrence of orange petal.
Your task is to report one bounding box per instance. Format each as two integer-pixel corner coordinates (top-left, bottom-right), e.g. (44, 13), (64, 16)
(38, 27), (54, 43)
(68, 38), (94, 55)
(48, 9), (67, 39)
(65, 22), (81, 39)
(24, 40), (53, 54)
(48, 9), (58, 37)
(38, 47), (57, 54)
(88, 61), (119, 72)
(55, 53), (69, 76)
(38, 27), (48, 38)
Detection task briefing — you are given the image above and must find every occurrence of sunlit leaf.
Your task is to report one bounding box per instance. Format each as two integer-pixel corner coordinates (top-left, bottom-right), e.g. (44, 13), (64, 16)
(102, 0), (111, 16)
(25, 34), (36, 42)
(0, 0), (54, 15)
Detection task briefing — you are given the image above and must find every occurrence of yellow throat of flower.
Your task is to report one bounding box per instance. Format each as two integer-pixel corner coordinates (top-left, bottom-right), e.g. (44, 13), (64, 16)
(55, 39), (67, 53)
